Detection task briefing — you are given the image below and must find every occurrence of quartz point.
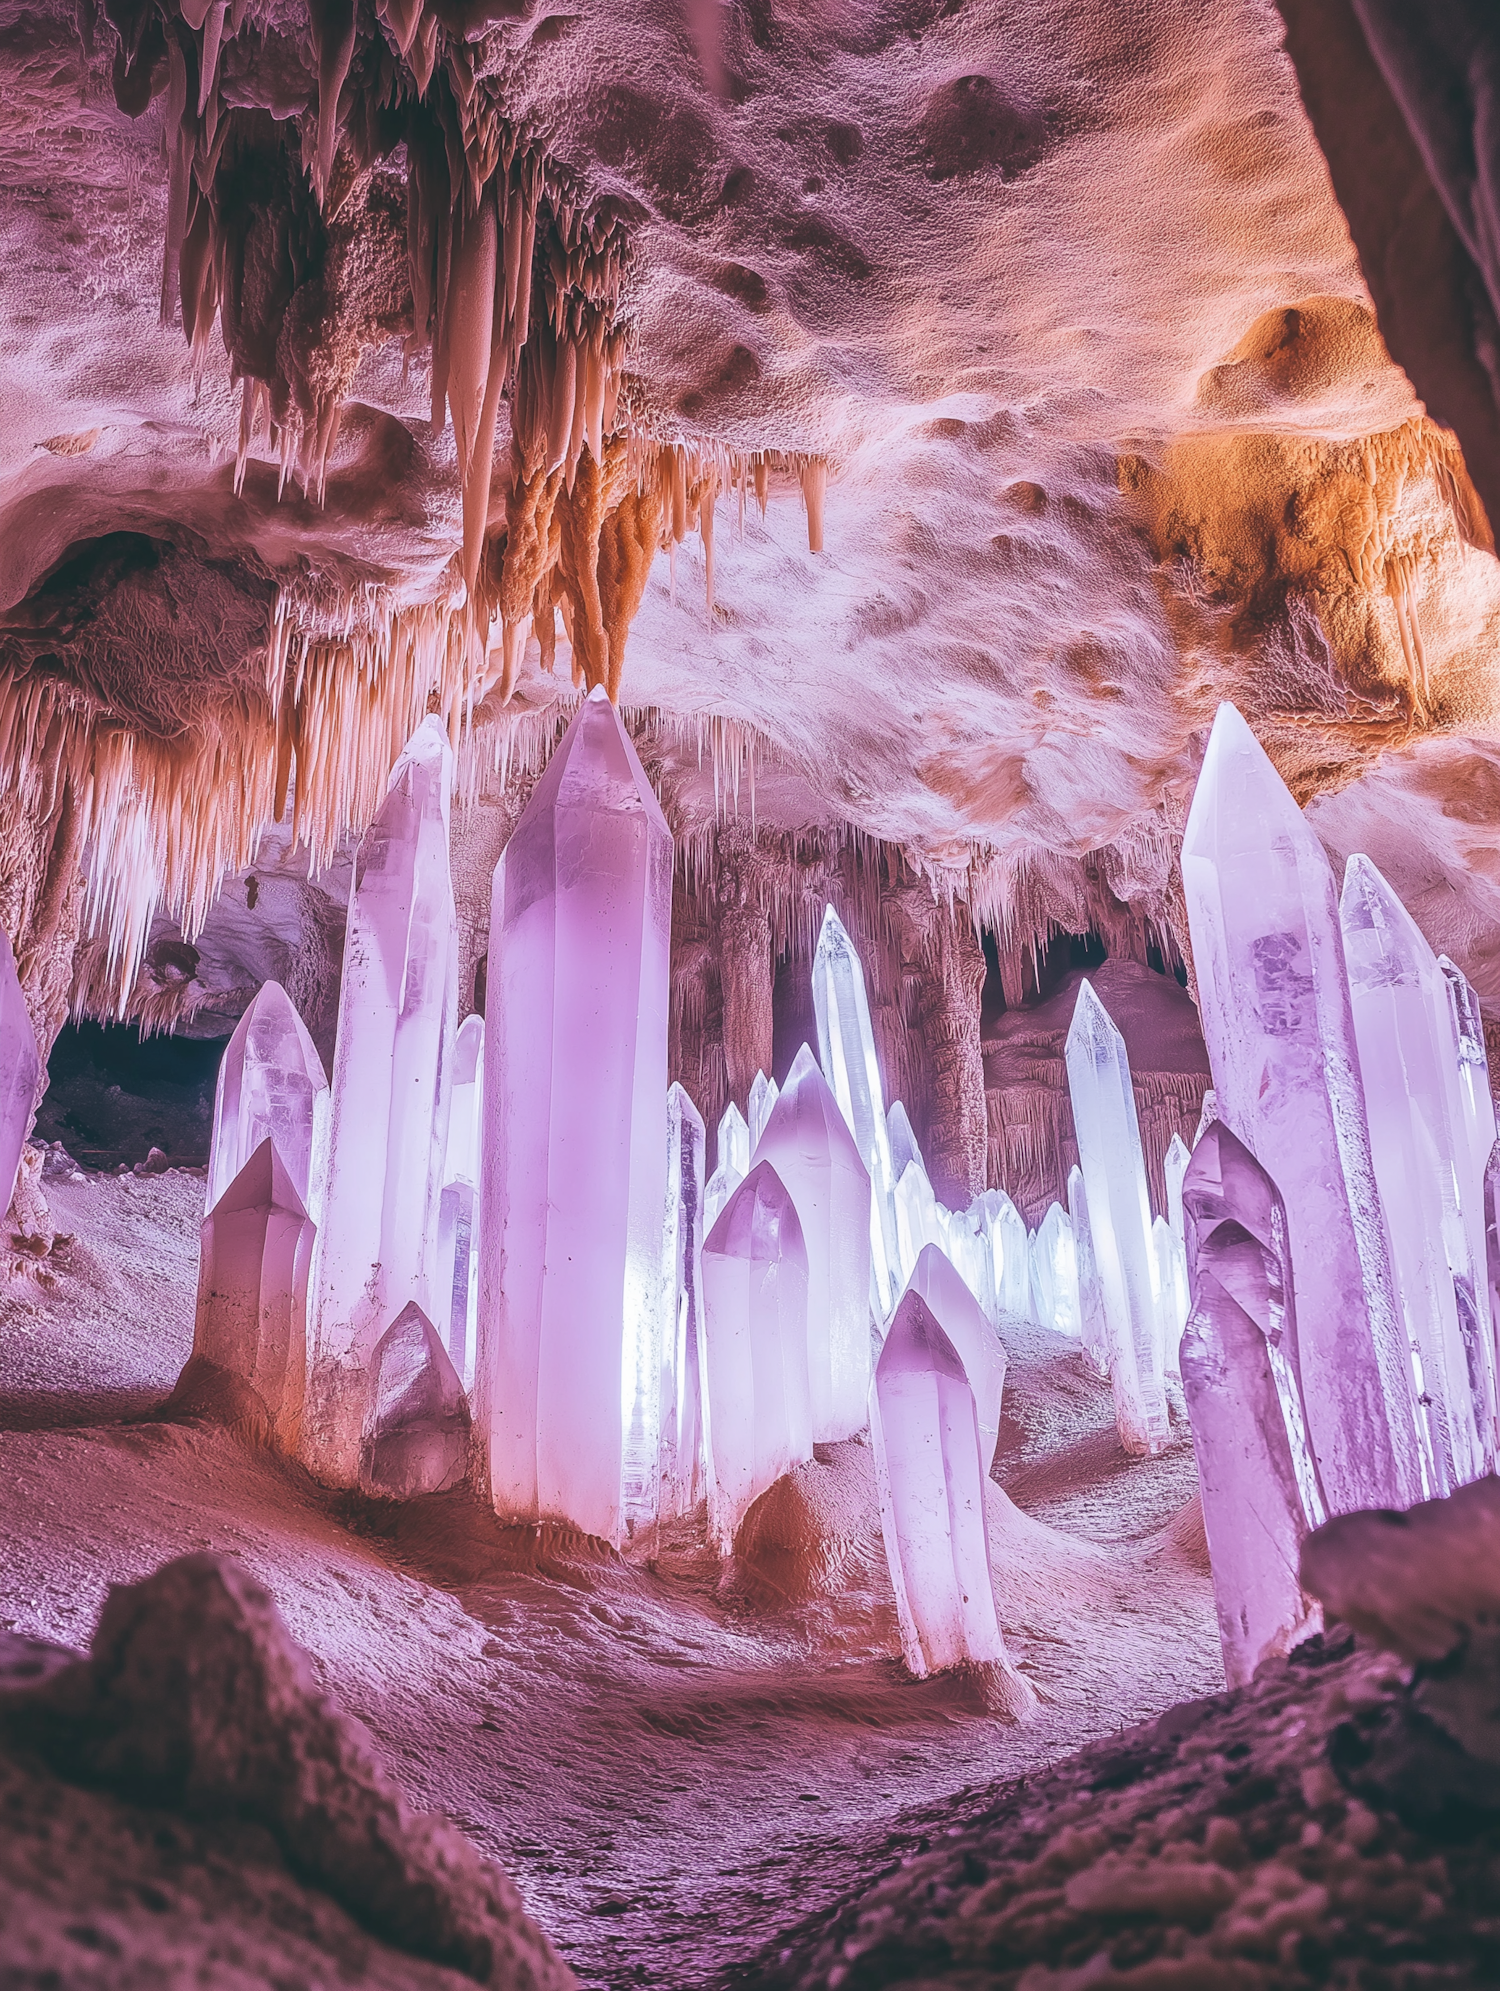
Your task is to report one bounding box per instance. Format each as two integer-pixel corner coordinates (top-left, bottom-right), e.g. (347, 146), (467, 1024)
(747, 1070), (780, 1151)
(193, 1137), (314, 1449)
(1068, 1164), (1111, 1377)
(704, 1100), (750, 1230)
(812, 904), (901, 1312)
(887, 1101), (924, 1181)
(1181, 702), (1421, 1512)
(434, 1012), (483, 1390)
(870, 1289), (1012, 1679)
(749, 1042), (872, 1442)
(946, 1200), (997, 1323)
(903, 1243), (1007, 1470)
(991, 1191), (1034, 1322)
(893, 1154), (945, 1289)
(359, 1301), (471, 1499)
(476, 687), (672, 1545)
(1164, 1133), (1191, 1250)
(1182, 1121), (1325, 1530)
(1064, 979), (1170, 1456)
(1031, 1201), (1083, 1341)
(1153, 1215), (1189, 1376)
(0, 924), (40, 1217)
(1439, 954), (1499, 1467)
(307, 715), (458, 1484)
(207, 980), (329, 1225)
(1340, 854), (1486, 1493)
(661, 1082), (708, 1514)
(700, 1160), (814, 1552)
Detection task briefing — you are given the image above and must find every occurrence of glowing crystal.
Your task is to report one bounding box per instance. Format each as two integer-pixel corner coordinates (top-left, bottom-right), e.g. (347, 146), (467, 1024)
(359, 1301), (470, 1499)
(1067, 1165), (1110, 1377)
(903, 1243), (1007, 1470)
(1032, 1201), (1083, 1341)
(434, 1012), (484, 1390)
(0, 925), (38, 1220)
(812, 904), (900, 1311)
(476, 687), (672, 1544)
(747, 1070), (779, 1151)
(750, 1042), (872, 1441)
(207, 980), (329, 1224)
(661, 1082), (708, 1514)
(700, 1160), (813, 1551)
(1181, 703), (1421, 1512)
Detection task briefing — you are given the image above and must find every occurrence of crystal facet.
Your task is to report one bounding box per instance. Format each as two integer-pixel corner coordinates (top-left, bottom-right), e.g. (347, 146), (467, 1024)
(308, 716), (458, 1483)
(871, 1290), (1010, 1678)
(812, 905), (900, 1312)
(747, 1071), (780, 1152)
(1439, 954), (1499, 1470)
(704, 1101), (750, 1231)
(700, 1159), (814, 1552)
(902, 1243), (1008, 1470)
(193, 1137), (315, 1449)
(207, 980), (329, 1224)
(750, 1042), (872, 1441)
(476, 688), (672, 1544)
(1067, 1165), (1111, 1377)
(359, 1300), (471, 1499)
(1064, 979), (1169, 1456)
(1181, 702), (1421, 1512)
(662, 1082), (708, 1514)
(1031, 1201), (1083, 1341)
(0, 925), (40, 1218)
(434, 1011), (483, 1388)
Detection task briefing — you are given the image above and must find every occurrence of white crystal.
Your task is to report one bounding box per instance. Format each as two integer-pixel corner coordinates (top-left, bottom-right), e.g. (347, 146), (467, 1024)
(1340, 854), (1485, 1493)
(747, 1070), (780, 1152)
(359, 1300), (470, 1499)
(902, 1243), (1008, 1470)
(812, 904), (901, 1312)
(662, 1083), (708, 1514)
(718, 1101), (751, 1178)
(1032, 1201), (1083, 1341)
(1440, 955), (1499, 1469)
(871, 1289), (1010, 1678)
(1181, 702), (1421, 1511)
(207, 980), (329, 1225)
(434, 1013), (483, 1390)
(893, 1156), (945, 1288)
(1064, 979), (1169, 1456)
(1164, 1132), (1191, 1249)
(991, 1191), (1033, 1322)
(700, 1160), (814, 1551)
(476, 687), (672, 1544)
(1067, 1164), (1110, 1377)
(749, 1042), (872, 1442)
(0, 924), (37, 1219)
(193, 1137), (314, 1450)
(308, 715), (458, 1483)
(887, 1100), (925, 1180)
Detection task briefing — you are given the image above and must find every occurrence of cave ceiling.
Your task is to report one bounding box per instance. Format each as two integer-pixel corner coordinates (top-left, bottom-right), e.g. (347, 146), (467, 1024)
(3, 0), (1500, 998)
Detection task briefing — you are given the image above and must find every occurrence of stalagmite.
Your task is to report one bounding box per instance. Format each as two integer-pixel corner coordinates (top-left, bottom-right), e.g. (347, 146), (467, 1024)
(903, 1243), (1007, 1471)
(1179, 1134), (1323, 1688)
(662, 1082), (707, 1515)
(1068, 1165), (1110, 1376)
(1181, 702), (1421, 1513)
(307, 716), (458, 1486)
(871, 1291), (1024, 1696)
(1182, 1122), (1325, 1530)
(434, 1013), (483, 1389)
(192, 1138), (315, 1450)
(476, 688), (672, 1545)
(750, 1042), (873, 1442)
(1064, 980), (1170, 1457)
(206, 980), (329, 1224)
(359, 1302), (471, 1500)
(813, 904), (901, 1313)
(1340, 855), (1486, 1492)
(747, 1069), (779, 1151)
(0, 926), (39, 1216)
(1031, 1202), (1083, 1341)
(700, 1160), (814, 1552)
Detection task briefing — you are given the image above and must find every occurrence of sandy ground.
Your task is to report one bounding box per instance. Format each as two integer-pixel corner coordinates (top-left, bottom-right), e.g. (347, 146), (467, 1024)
(0, 1171), (1219, 1989)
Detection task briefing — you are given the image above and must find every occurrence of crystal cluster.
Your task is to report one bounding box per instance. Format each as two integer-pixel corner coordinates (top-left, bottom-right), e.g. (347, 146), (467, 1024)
(434, 1012), (483, 1389)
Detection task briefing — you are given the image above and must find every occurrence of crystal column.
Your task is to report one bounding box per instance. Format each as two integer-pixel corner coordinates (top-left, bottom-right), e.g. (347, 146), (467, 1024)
(1181, 701), (1421, 1512)
(207, 979), (329, 1224)
(476, 687), (672, 1545)
(0, 926), (39, 1219)
(812, 905), (901, 1313)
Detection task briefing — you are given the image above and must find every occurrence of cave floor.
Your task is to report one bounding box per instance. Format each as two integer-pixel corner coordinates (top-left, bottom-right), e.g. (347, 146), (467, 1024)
(0, 1170), (1219, 1989)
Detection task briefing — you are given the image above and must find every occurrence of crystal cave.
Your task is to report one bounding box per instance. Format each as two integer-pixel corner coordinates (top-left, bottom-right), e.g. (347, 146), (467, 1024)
(6, 2), (1500, 1985)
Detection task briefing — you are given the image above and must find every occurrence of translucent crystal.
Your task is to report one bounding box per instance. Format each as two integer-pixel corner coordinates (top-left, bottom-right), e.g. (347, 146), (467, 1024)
(1164, 1132), (1191, 1249)
(1067, 1165), (1110, 1377)
(1064, 979), (1169, 1456)
(476, 687), (672, 1545)
(700, 1160), (813, 1551)
(207, 980), (329, 1225)
(704, 1101), (750, 1230)
(812, 904), (901, 1312)
(1179, 1224), (1317, 1690)
(747, 1071), (779, 1152)
(1031, 1201), (1083, 1340)
(1340, 854), (1484, 1493)
(946, 1200), (997, 1323)
(887, 1101), (924, 1180)
(0, 925), (39, 1219)
(308, 715), (458, 1483)
(903, 1243), (1008, 1470)
(661, 1083), (708, 1514)
(434, 1013), (483, 1390)
(1153, 1215), (1189, 1376)
(359, 1301), (470, 1499)
(1439, 954), (1499, 1468)
(893, 1155), (945, 1289)
(871, 1290), (1010, 1678)
(193, 1137), (314, 1449)
(991, 1191), (1034, 1322)
(750, 1042), (872, 1442)
(1182, 1120), (1326, 1530)
(1181, 702), (1421, 1512)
